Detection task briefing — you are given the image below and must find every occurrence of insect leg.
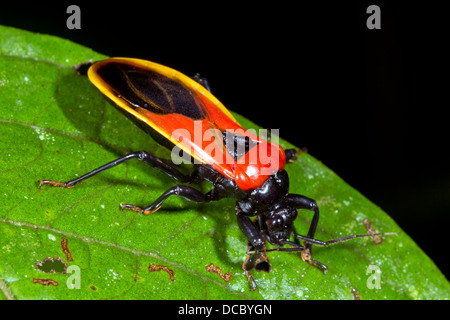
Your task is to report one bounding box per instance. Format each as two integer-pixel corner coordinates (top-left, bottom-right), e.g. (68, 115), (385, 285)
(237, 213), (266, 251)
(239, 217), (270, 291)
(277, 239), (328, 273)
(243, 242), (271, 291)
(39, 151), (192, 188)
(192, 74), (212, 93)
(284, 149), (297, 161)
(247, 238), (329, 273)
(284, 194), (320, 252)
(260, 232), (398, 274)
(244, 270), (258, 291)
(293, 232), (399, 246)
(285, 148), (309, 162)
(121, 185), (214, 215)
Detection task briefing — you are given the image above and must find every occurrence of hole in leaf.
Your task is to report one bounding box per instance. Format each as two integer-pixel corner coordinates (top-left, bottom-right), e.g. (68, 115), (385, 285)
(35, 257), (68, 274)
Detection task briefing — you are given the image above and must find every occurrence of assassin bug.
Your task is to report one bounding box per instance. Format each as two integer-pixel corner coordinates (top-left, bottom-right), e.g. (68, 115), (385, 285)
(39, 58), (395, 290)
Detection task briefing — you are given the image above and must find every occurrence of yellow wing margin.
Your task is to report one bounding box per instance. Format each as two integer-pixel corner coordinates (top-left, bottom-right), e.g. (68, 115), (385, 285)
(87, 57), (239, 165)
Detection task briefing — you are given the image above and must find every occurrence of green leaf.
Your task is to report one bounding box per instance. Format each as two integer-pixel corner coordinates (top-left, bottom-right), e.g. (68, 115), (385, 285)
(1, 25), (449, 300)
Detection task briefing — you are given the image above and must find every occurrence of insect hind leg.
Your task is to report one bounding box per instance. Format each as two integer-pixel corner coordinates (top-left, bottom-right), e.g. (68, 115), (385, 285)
(38, 150), (193, 189)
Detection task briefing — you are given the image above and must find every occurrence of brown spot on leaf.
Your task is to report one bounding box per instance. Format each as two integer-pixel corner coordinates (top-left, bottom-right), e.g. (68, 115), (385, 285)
(33, 278), (58, 286)
(61, 237), (73, 261)
(132, 274), (142, 282)
(148, 264), (175, 281)
(351, 288), (361, 300)
(205, 263), (232, 282)
(362, 219), (384, 245)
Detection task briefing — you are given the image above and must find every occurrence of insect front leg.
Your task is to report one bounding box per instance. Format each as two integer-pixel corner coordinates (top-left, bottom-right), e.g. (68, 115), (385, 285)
(283, 194), (320, 253)
(243, 241), (271, 291)
(236, 213), (266, 251)
(236, 212), (271, 290)
(38, 150), (193, 188)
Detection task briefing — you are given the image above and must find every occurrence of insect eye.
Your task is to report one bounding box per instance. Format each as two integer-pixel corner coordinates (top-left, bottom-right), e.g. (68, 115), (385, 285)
(267, 217), (284, 231)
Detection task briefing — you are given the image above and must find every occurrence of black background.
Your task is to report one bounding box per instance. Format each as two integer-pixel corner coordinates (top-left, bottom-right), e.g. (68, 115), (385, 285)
(2, 1), (449, 279)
